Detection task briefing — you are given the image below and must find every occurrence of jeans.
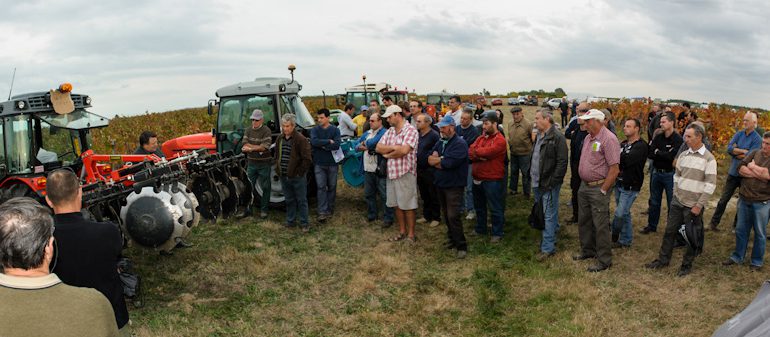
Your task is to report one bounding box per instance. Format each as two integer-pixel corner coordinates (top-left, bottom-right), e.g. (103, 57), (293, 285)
(658, 197), (701, 267)
(364, 171), (394, 223)
(509, 154), (532, 195)
(612, 186), (640, 246)
(417, 168), (441, 222)
(439, 186), (466, 251)
(578, 183), (612, 266)
(710, 174), (742, 227)
(647, 170), (674, 230)
(472, 180), (505, 237)
(535, 184), (561, 254)
(464, 165), (474, 212)
(314, 164), (338, 215)
(280, 176), (309, 227)
(730, 198), (770, 267)
(247, 162), (272, 214)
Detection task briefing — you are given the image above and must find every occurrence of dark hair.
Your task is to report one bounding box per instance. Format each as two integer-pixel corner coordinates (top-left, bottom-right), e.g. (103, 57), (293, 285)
(661, 112), (676, 123)
(763, 131), (770, 139)
(370, 100), (379, 105)
(495, 109), (504, 124)
(397, 101), (409, 112)
(317, 108), (331, 117)
(46, 169), (80, 207)
(383, 96), (393, 102)
(139, 131), (157, 146)
(0, 197), (54, 270)
(344, 103), (355, 111)
(449, 95), (461, 103)
(410, 100), (422, 108)
(682, 102), (691, 109)
(626, 118), (641, 129)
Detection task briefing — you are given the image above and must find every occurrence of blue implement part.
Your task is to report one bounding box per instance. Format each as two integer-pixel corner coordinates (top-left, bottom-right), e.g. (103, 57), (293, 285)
(341, 152), (364, 187)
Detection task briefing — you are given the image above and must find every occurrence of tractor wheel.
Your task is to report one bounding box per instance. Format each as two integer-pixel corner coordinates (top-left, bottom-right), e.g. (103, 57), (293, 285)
(0, 183), (43, 205)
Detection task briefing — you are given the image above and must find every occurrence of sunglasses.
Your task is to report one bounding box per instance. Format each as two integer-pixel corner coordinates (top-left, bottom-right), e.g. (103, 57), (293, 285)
(578, 109), (590, 113)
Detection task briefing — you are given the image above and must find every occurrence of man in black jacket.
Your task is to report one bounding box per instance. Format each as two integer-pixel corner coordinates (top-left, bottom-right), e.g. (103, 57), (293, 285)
(611, 119), (648, 248)
(564, 103), (590, 224)
(640, 112), (683, 234)
(46, 169), (130, 336)
(531, 109), (568, 260)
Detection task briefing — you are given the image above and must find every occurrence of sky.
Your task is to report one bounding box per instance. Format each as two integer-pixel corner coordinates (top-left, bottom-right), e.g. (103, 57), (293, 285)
(0, 0), (768, 118)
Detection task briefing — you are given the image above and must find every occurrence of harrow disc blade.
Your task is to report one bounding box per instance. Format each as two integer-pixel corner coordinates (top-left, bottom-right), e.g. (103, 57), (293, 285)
(120, 186), (183, 251)
(190, 175), (222, 220)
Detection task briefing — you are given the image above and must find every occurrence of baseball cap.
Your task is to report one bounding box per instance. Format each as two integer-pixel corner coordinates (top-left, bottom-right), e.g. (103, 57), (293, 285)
(510, 107), (522, 113)
(381, 105), (402, 118)
(360, 105), (369, 111)
(578, 109), (605, 122)
(481, 111), (499, 123)
(250, 109), (264, 120)
(435, 116), (456, 128)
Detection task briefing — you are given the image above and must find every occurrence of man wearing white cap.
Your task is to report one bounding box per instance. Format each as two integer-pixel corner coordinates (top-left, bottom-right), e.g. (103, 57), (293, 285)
(242, 109), (273, 219)
(377, 105), (420, 242)
(573, 109), (620, 272)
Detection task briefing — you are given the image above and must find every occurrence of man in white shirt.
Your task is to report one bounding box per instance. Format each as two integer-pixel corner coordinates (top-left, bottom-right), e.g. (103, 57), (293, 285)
(338, 103), (357, 138)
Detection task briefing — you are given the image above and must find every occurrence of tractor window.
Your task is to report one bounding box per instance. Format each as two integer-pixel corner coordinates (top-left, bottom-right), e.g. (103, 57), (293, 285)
(217, 95), (276, 154)
(40, 124), (77, 164)
(4, 115), (33, 174)
(284, 94), (315, 129)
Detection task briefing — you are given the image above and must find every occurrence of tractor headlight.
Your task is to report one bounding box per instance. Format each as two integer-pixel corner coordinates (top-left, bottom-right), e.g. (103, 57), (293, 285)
(15, 100), (25, 110)
(85, 96), (92, 105)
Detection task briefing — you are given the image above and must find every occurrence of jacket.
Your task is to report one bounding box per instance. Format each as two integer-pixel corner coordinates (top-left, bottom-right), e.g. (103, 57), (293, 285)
(469, 131), (507, 181)
(52, 212), (129, 329)
(532, 126), (568, 189)
(274, 130), (312, 178)
(432, 134), (469, 188)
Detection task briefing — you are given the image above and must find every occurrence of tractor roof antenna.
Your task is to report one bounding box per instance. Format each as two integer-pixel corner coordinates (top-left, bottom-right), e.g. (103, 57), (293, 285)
(287, 64), (296, 85)
(7, 67), (16, 100)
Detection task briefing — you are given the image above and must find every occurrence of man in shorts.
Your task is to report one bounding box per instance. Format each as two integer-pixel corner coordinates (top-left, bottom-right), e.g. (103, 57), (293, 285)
(377, 105), (420, 242)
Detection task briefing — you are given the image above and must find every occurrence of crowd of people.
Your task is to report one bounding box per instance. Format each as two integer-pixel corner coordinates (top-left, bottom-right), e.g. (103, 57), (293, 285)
(1, 95), (768, 335)
(234, 95), (768, 278)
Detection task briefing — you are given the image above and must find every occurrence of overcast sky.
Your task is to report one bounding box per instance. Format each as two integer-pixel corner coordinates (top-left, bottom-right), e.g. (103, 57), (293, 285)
(1, 0), (768, 117)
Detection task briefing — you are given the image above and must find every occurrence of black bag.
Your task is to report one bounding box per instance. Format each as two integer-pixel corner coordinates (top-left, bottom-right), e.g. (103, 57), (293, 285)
(117, 257), (142, 301)
(678, 215), (704, 256)
(375, 153), (388, 177)
(529, 200), (545, 230)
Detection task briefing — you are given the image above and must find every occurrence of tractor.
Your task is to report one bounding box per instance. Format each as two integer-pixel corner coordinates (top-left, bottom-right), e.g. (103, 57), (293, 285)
(161, 65), (318, 207)
(425, 91), (456, 120)
(0, 84), (253, 253)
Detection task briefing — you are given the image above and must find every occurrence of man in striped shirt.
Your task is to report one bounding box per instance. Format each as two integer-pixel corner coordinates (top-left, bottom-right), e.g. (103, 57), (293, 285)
(645, 123), (717, 277)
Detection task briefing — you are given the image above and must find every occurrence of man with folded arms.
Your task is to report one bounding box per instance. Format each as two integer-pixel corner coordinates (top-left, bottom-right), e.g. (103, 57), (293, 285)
(723, 132), (770, 271)
(573, 109), (620, 272)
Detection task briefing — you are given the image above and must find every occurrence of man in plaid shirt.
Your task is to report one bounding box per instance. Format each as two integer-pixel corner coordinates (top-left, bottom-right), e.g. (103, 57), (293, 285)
(377, 105), (420, 242)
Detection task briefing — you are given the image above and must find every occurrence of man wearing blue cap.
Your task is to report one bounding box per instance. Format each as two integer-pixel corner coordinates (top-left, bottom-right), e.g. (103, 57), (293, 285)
(429, 115), (470, 259)
(242, 109), (273, 219)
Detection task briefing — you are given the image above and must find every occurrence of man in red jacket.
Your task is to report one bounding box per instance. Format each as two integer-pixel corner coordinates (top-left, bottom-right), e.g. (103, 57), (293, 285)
(469, 112), (508, 243)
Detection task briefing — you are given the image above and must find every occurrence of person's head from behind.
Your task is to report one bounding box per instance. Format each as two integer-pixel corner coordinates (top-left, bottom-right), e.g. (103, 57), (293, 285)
(45, 169), (82, 212)
(0, 197), (55, 273)
(139, 131), (158, 153)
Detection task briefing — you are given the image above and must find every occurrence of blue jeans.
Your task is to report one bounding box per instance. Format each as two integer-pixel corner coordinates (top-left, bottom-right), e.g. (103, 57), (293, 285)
(281, 176), (309, 227)
(730, 199), (770, 267)
(647, 170), (674, 230)
(509, 154), (531, 195)
(534, 184), (561, 254)
(314, 164), (338, 215)
(464, 166), (474, 212)
(364, 172), (394, 223)
(472, 180), (505, 237)
(612, 186), (640, 246)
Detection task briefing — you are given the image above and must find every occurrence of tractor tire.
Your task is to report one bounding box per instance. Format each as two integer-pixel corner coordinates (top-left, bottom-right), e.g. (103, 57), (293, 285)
(0, 183), (43, 205)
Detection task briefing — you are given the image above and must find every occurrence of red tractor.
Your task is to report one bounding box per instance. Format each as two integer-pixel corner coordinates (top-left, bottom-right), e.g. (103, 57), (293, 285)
(0, 84), (252, 253)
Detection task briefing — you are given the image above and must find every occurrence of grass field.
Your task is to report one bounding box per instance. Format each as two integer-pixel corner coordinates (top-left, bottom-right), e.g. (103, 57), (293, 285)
(127, 105), (763, 337)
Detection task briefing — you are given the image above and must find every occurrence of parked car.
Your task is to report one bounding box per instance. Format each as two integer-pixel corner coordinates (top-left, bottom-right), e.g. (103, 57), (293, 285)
(508, 97), (519, 105)
(526, 96), (538, 106)
(517, 95), (528, 104)
(490, 98), (503, 106)
(546, 98), (562, 109)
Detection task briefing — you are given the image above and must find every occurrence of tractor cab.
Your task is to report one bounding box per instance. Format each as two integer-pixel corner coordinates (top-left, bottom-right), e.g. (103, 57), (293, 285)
(0, 89), (108, 197)
(340, 82), (390, 114)
(425, 91), (456, 119)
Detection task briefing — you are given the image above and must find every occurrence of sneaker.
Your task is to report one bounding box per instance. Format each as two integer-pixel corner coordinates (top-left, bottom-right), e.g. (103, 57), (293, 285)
(535, 251), (554, 261)
(456, 250), (467, 259)
(639, 226), (656, 234)
(587, 263), (611, 272)
(490, 236), (502, 243)
(417, 218), (427, 224)
(465, 211), (476, 220)
(611, 242), (631, 249)
(259, 212), (268, 219)
(644, 259), (668, 269)
(317, 214), (328, 223)
(722, 258), (739, 266)
(429, 220), (440, 228)
(677, 265), (692, 277)
(301, 226), (310, 233)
